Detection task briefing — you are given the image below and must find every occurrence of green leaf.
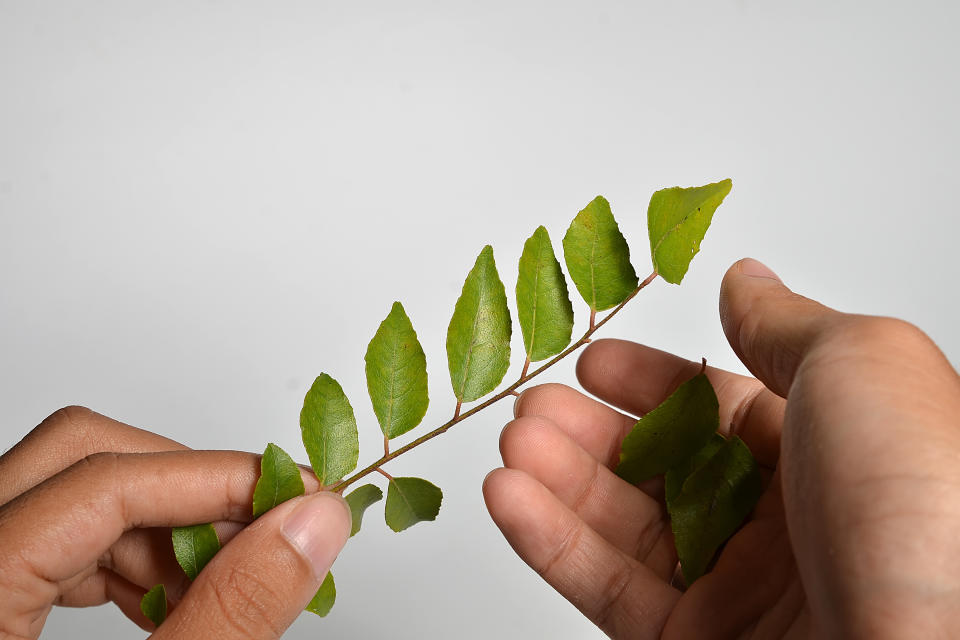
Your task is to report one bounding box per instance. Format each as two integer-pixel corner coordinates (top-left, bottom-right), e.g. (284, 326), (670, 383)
(516, 226), (575, 362)
(252, 443), (306, 518)
(669, 436), (763, 584)
(616, 372), (719, 485)
(365, 301), (429, 439)
(140, 583), (167, 626)
(300, 373), (360, 486)
(664, 433), (726, 507)
(172, 523), (221, 580)
(305, 571), (336, 617)
(384, 476), (443, 532)
(344, 483), (383, 537)
(446, 245), (512, 402)
(562, 195), (639, 311)
(648, 179), (732, 284)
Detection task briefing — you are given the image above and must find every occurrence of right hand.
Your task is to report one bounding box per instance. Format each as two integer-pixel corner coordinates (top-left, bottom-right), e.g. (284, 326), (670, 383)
(485, 257), (960, 638)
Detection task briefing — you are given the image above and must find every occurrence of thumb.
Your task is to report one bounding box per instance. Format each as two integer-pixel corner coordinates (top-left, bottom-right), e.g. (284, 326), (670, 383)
(719, 258), (842, 397)
(156, 492), (352, 639)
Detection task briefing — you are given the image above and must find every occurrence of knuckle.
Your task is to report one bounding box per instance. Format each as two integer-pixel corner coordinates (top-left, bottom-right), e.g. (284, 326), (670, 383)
(77, 450), (122, 471)
(210, 564), (285, 639)
(35, 405), (96, 442)
(823, 315), (929, 353)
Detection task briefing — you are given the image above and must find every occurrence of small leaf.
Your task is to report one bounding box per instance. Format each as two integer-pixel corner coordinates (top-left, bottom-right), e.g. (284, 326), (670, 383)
(300, 374), (360, 486)
(648, 179), (732, 284)
(172, 523), (221, 580)
(516, 226), (575, 362)
(253, 443), (306, 518)
(616, 372), (719, 485)
(562, 196), (639, 311)
(140, 584), (167, 627)
(446, 246), (512, 402)
(384, 476), (443, 532)
(365, 302), (429, 439)
(305, 571), (336, 617)
(344, 483), (383, 537)
(664, 433), (726, 507)
(669, 436), (763, 584)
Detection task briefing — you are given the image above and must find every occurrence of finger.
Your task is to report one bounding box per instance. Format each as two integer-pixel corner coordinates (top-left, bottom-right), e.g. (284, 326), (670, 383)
(484, 468), (680, 639)
(99, 521), (247, 605)
(56, 568), (154, 632)
(0, 449), (321, 633)
(574, 340), (785, 467)
(718, 257), (843, 397)
(499, 416), (676, 578)
(0, 405), (188, 503)
(156, 492), (350, 639)
(514, 382), (635, 468)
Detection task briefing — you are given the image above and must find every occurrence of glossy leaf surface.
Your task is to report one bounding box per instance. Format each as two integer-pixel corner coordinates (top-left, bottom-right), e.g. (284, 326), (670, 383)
(516, 226), (574, 362)
(669, 436), (762, 584)
(172, 523), (220, 580)
(446, 245), (512, 402)
(344, 483), (383, 537)
(140, 584), (166, 627)
(648, 179), (732, 284)
(616, 373), (719, 484)
(562, 195), (638, 311)
(253, 443), (306, 518)
(300, 373), (360, 485)
(365, 301), (429, 439)
(306, 571), (336, 617)
(384, 476), (443, 532)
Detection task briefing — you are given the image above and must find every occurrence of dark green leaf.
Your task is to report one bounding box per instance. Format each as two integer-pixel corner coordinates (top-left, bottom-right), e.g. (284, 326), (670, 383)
(664, 433), (726, 507)
(365, 301), (429, 439)
(648, 179), (732, 284)
(516, 226), (575, 362)
(344, 483), (383, 537)
(616, 372), (719, 485)
(305, 571), (336, 617)
(140, 583), (167, 627)
(172, 523), (221, 580)
(446, 245), (512, 402)
(384, 476), (443, 532)
(562, 196), (639, 311)
(252, 443), (306, 518)
(300, 373), (360, 486)
(669, 436), (763, 584)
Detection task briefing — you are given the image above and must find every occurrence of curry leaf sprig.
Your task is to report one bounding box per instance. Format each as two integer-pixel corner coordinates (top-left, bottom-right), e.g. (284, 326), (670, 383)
(141, 179), (753, 626)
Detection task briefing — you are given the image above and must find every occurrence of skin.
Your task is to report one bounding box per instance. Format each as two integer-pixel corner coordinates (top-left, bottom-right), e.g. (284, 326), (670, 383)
(484, 258), (960, 639)
(0, 408), (352, 639)
(3, 257), (959, 638)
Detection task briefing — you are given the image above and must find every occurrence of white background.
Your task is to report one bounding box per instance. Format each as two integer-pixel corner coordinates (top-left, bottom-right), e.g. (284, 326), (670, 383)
(2, 1), (958, 638)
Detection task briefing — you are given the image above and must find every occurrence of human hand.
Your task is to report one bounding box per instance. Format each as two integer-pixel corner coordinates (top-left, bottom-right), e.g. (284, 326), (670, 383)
(484, 258), (960, 639)
(0, 407), (351, 639)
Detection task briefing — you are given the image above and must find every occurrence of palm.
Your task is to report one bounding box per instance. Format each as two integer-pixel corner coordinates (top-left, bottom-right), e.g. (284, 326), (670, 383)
(485, 339), (802, 639)
(665, 480), (805, 638)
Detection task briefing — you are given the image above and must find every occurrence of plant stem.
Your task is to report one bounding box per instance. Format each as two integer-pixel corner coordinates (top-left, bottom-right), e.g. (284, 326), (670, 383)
(329, 271), (659, 493)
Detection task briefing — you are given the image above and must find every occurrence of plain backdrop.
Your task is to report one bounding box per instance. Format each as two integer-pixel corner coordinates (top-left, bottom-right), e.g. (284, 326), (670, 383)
(2, 1), (959, 638)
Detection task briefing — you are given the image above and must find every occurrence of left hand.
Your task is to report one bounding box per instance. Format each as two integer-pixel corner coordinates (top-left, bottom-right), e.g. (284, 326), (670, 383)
(0, 406), (351, 639)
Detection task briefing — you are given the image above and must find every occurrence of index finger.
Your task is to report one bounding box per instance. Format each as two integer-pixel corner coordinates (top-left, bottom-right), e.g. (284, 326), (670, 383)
(575, 339), (785, 468)
(0, 449), (319, 590)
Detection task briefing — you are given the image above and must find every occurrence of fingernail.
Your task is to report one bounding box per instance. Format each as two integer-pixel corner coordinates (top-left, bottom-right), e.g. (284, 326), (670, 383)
(513, 390), (525, 418)
(739, 258), (781, 282)
(281, 493), (351, 578)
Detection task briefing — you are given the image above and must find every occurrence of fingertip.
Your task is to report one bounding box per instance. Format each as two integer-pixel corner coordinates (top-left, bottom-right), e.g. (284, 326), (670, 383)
(280, 492), (351, 580)
(736, 257), (782, 282)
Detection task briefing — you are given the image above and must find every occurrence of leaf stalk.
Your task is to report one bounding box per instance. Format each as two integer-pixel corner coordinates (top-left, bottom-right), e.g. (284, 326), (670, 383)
(328, 271), (658, 493)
